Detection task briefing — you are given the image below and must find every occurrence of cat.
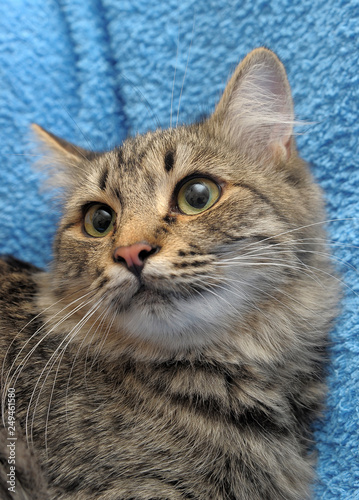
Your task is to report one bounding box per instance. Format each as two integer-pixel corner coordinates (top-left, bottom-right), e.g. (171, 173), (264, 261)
(0, 47), (339, 499)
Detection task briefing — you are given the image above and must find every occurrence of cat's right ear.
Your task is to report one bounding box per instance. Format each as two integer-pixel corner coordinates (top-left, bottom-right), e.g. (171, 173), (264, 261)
(31, 124), (96, 187)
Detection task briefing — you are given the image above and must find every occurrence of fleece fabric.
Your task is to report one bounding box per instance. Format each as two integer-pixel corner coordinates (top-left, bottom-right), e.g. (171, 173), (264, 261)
(0, 1), (358, 498)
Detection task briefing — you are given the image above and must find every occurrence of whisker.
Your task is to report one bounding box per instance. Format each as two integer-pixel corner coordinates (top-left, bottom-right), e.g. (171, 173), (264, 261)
(1, 287), (94, 426)
(218, 252), (322, 284)
(194, 274), (277, 322)
(219, 241), (357, 287)
(187, 275), (279, 337)
(170, 19), (180, 129)
(43, 298), (106, 451)
(64, 304), (109, 426)
(83, 301), (126, 395)
(60, 104), (96, 153)
(229, 256), (358, 296)
(1, 284), (90, 376)
(216, 275), (324, 332)
(29, 296), (105, 447)
(120, 74), (161, 129)
(176, 16), (195, 128)
(89, 308), (117, 369)
(6, 296), (97, 418)
(236, 240), (358, 272)
(189, 280), (238, 312)
(43, 347), (66, 457)
(236, 218), (358, 254)
(217, 257), (355, 296)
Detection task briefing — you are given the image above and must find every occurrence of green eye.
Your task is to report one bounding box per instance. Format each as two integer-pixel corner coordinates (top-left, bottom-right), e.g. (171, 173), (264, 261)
(177, 177), (221, 215)
(84, 204), (115, 237)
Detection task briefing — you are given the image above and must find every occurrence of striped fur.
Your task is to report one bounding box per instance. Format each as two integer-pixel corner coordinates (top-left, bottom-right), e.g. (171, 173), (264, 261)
(0, 48), (339, 499)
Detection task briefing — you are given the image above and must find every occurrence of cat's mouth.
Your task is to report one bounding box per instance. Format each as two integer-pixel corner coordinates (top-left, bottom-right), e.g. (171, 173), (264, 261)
(133, 283), (157, 298)
(111, 275), (239, 348)
(113, 278), (214, 317)
(128, 281), (197, 307)
(132, 283), (175, 303)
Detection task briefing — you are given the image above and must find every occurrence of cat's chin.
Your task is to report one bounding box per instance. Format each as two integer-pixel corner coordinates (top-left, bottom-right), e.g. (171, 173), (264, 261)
(111, 282), (244, 350)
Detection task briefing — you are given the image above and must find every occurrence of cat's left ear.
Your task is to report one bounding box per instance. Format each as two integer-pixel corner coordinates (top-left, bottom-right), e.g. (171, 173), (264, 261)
(210, 48), (295, 163)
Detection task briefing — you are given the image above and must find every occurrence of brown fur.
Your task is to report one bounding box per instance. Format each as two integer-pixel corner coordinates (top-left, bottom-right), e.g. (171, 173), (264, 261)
(0, 48), (339, 499)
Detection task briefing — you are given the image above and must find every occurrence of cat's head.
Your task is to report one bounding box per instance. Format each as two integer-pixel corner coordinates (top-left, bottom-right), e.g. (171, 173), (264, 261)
(34, 48), (324, 357)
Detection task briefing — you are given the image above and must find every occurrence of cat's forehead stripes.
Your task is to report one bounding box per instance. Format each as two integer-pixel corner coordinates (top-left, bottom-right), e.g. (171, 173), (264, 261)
(164, 151), (175, 172)
(117, 146), (124, 167)
(99, 167), (109, 191)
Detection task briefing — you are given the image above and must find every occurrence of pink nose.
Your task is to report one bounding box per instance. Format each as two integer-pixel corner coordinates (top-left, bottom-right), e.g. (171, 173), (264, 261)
(113, 242), (158, 277)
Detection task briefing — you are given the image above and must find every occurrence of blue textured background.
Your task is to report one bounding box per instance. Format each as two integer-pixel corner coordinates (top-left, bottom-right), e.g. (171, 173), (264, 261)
(0, 1), (358, 497)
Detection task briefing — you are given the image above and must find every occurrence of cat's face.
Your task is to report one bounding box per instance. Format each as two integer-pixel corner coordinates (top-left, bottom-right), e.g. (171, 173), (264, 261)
(36, 48), (323, 354)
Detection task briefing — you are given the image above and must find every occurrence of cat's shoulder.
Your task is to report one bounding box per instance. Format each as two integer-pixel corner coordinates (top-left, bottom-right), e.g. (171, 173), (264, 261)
(0, 255), (40, 272)
(0, 256), (41, 327)
(0, 255), (41, 290)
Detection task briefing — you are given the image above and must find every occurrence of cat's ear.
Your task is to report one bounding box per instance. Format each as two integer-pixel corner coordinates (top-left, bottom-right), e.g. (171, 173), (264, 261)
(31, 124), (97, 188)
(210, 48), (295, 162)
(32, 124), (95, 165)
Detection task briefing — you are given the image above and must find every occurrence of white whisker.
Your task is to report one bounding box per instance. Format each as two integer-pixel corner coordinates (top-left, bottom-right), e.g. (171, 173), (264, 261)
(176, 16), (195, 128)
(29, 296), (106, 448)
(236, 218), (358, 254)
(89, 308), (117, 369)
(4, 291), (96, 398)
(65, 301), (110, 426)
(1, 288), (95, 426)
(170, 20), (180, 129)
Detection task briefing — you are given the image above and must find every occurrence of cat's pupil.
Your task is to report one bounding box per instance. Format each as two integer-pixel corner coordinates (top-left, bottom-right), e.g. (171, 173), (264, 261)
(92, 207), (112, 233)
(185, 182), (210, 209)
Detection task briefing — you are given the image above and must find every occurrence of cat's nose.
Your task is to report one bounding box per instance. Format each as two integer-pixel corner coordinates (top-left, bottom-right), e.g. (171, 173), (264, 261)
(113, 242), (159, 277)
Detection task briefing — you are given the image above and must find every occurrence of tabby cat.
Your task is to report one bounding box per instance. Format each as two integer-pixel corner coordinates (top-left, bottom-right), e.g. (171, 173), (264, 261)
(0, 48), (339, 499)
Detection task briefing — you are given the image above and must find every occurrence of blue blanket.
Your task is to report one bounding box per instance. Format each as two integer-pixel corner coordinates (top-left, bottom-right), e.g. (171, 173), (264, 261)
(0, 1), (358, 497)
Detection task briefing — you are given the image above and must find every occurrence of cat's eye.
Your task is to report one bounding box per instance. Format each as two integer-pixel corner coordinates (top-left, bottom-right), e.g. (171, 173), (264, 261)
(84, 204), (116, 237)
(177, 177), (221, 215)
